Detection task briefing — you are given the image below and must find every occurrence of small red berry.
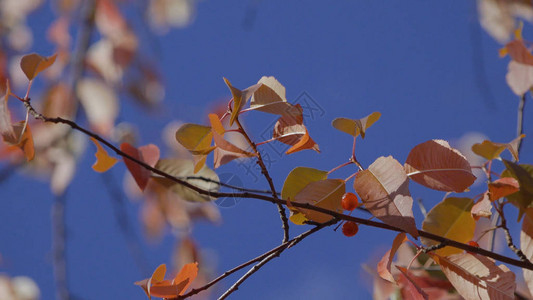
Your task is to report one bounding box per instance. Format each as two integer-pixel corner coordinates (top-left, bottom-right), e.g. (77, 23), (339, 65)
(467, 241), (479, 247)
(342, 222), (359, 237)
(341, 192), (359, 211)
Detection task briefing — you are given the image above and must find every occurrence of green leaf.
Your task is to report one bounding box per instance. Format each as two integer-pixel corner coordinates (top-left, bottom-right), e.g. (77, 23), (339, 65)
(331, 112), (381, 139)
(152, 158), (219, 202)
(421, 197), (475, 256)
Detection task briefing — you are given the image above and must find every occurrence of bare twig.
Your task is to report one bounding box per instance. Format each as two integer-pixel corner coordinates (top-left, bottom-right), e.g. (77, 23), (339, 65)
(517, 93), (526, 157)
(218, 219), (336, 299)
(180, 220), (335, 299)
(52, 193), (69, 300)
(234, 117), (289, 243)
(495, 203), (529, 262)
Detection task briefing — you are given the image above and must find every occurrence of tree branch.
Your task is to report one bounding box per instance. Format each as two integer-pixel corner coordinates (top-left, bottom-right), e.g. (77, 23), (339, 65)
(517, 93), (526, 157)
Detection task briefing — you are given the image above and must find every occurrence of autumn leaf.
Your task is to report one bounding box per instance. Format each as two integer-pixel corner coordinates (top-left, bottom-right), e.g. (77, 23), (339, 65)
(431, 253), (516, 300)
(281, 167), (328, 215)
(223, 77), (261, 126)
(396, 266), (429, 300)
(249, 76), (297, 115)
(152, 158), (219, 202)
(331, 111), (381, 139)
(90, 137), (118, 172)
(121, 143), (160, 191)
(271, 104), (320, 155)
(291, 179), (345, 223)
(521, 208), (533, 296)
(506, 61), (533, 96)
(471, 192), (492, 221)
(421, 197), (475, 256)
(135, 263), (199, 299)
(405, 139), (476, 192)
(472, 135), (525, 161)
(354, 156), (418, 239)
(501, 160), (533, 219)
(77, 78), (119, 135)
(135, 264), (167, 299)
(175, 123), (215, 155)
(0, 81), (14, 141)
(20, 53), (57, 80)
(208, 114), (255, 168)
(488, 177), (520, 201)
(377, 232), (407, 283)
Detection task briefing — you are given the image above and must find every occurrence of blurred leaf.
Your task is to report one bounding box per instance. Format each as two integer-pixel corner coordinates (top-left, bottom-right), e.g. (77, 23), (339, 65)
(421, 197), (475, 256)
(504, 38), (533, 65)
(354, 156), (418, 238)
(0, 81), (14, 141)
(90, 137), (118, 172)
(521, 208), (533, 296)
(478, 0), (533, 43)
(431, 253), (516, 299)
(506, 61), (533, 96)
(472, 135), (525, 161)
(20, 53), (57, 80)
(121, 143), (160, 191)
(396, 266), (429, 300)
(152, 158), (219, 202)
(331, 112), (381, 139)
(77, 78), (119, 135)
(292, 179), (345, 223)
(489, 177), (520, 201)
(405, 139), (476, 192)
(471, 192), (492, 221)
(377, 232), (407, 283)
(502, 160), (533, 219)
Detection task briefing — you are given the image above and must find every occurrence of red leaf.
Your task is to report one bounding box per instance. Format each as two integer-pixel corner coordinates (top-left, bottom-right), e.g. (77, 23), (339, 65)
(405, 139), (476, 192)
(121, 143), (160, 191)
(377, 232), (407, 283)
(396, 266), (429, 300)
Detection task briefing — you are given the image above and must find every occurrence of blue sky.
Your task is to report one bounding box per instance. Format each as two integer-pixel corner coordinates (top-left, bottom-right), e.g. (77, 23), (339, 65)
(1, 1), (532, 299)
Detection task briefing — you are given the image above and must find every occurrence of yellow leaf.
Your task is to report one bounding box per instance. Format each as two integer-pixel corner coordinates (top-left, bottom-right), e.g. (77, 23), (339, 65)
(223, 77), (261, 125)
(175, 123), (215, 155)
(421, 197), (475, 256)
(20, 53), (57, 81)
(472, 135), (525, 161)
(90, 137), (118, 172)
(292, 179), (345, 223)
(331, 112), (381, 139)
(281, 167), (328, 201)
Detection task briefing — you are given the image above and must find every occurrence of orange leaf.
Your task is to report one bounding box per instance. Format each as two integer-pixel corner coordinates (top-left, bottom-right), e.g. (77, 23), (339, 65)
(471, 192), (492, 221)
(20, 53), (57, 81)
(135, 264), (167, 299)
(431, 253), (516, 299)
(354, 156), (418, 238)
(172, 262), (198, 296)
(405, 139), (476, 192)
(223, 78), (261, 126)
(121, 143), (160, 191)
(90, 137), (118, 172)
(285, 128), (320, 155)
(207, 114), (224, 135)
(377, 232), (407, 283)
(505, 40), (533, 65)
(489, 177), (520, 201)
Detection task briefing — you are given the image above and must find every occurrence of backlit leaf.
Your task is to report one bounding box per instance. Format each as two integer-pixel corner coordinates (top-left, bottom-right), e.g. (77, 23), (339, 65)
(471, 192), (493, 221)
(135, 264), (167, 299)
(396, 266), (429, 300)
(331, 112), (381, 139)
(292, 179), (345, 223)
(272, 105), (320, 155)
(121, 143), (160, 191)
(377, 232), (407, 283)
(405, 139), (476, 192)
(285, 128), (320, 155)
(472, 135), (525, 161)
(502, 160), (533, 219)
(489, 177), (520, 201)
(249, 76), (296, 115)
(171, 262), (198, 296)
(20, 53), (57, 80)
(421, 197), (475, 256)
(175, 123), (214, 155)
(431, 253), (515, 300)
(282, 167), (328, 225)
(354, 156), (418, 238)
(506, 61), (533, 96)
(521, 208), (533, 296)
(223, 78), (261, 126)
(152, 158), (219, 202)
(90, 137), (118, 172)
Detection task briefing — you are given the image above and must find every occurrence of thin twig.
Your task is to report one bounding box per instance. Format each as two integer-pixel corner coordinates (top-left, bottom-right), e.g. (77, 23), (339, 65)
(495, 203), (529, 262)
(180, 220), (335, 299)
(100, 171), (151, 276)
(218, 219), (336, 299)
(23, 103), (533, 271)
(52, 193), (69, 300)
(234, 117), (289, 243)
(517, 93), (526, 158)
